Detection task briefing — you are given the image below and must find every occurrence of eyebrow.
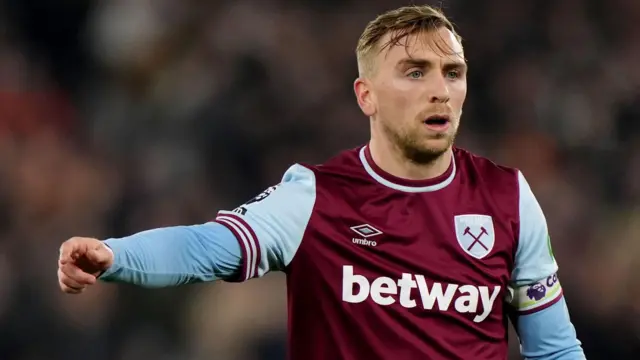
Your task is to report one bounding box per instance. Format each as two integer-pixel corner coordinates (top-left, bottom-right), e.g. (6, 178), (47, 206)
(396, 58), (467, 72)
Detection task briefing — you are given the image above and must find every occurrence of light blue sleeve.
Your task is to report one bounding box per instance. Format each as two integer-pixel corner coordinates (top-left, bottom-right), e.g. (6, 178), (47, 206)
(514, 298), (585, 360)
(100, 222), (243, 286)
(213, 163), (316, 281)
(509, 171), (585, 359)
(99, 163), (315, 287)
(509, 171), (561, 310)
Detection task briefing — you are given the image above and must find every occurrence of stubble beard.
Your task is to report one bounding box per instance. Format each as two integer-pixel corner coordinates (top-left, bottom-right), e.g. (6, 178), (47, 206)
(382, 121), (457, 165)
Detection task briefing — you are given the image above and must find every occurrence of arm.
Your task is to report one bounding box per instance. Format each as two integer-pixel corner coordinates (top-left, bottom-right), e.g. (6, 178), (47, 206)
(100, 223), (242, 287)
(100, 164), (316, 287)
(508, 171), (585, 360)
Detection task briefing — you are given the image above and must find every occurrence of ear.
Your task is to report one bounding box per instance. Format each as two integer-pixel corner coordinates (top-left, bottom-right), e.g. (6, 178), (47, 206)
(354, 77), (376, 117)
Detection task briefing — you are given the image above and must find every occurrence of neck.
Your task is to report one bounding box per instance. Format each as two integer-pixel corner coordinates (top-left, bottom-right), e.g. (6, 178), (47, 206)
(368, 136), (452, 181)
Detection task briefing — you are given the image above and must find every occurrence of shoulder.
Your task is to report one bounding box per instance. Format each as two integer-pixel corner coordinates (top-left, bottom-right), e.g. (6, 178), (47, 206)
(280, 163), (316, 187)
(275, 146), (369, 201)
(454, 147), (521, 194)
(301, 146), (363, 172)
(298, 145), (372, 187)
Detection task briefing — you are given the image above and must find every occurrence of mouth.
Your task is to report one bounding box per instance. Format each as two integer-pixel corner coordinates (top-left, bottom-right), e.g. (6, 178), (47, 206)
(423, 115), (451, 131)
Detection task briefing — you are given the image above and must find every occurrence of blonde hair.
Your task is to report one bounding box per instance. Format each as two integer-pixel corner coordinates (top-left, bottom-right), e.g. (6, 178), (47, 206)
(356, 5), (462, 76)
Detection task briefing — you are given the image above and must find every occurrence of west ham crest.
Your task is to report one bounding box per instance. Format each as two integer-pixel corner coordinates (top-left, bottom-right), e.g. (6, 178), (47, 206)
(454, 214), (495, 259)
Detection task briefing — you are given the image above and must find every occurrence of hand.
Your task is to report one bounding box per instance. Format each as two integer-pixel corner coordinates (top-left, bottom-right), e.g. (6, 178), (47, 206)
(58, 237), (114, 294)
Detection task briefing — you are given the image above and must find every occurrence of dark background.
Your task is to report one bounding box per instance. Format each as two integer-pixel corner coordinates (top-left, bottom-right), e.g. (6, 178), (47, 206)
(0, 0), (638, 359)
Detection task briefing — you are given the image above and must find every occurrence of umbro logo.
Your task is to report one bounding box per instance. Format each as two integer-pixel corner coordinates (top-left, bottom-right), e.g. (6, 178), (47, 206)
(351, 224), (382, 238)
(350, 224), (382, 247)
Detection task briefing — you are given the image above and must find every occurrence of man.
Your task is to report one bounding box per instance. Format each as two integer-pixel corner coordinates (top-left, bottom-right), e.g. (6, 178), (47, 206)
(58, 5), (585, 360)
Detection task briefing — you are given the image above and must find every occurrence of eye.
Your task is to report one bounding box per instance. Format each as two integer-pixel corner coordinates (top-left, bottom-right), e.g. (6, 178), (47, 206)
(445, 70), (460, 79)
(407, 70), (423, 79)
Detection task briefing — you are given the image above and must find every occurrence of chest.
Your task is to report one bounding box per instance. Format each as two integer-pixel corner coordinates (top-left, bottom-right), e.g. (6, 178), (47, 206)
(300, 188), (518, 288)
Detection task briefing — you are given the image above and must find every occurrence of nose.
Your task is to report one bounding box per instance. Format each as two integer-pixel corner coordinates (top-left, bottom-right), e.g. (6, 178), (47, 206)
(429, 73), (450, 104)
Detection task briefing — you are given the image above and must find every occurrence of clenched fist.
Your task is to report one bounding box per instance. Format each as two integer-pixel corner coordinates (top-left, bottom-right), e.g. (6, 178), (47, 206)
(58, 237), (114, 294)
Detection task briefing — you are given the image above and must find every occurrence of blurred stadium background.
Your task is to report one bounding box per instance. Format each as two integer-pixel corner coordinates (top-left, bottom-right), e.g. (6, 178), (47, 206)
(0, 0), (638, 359)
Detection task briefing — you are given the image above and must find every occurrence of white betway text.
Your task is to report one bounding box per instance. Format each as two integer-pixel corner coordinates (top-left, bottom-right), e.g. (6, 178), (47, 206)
(341, 265), (500, 323)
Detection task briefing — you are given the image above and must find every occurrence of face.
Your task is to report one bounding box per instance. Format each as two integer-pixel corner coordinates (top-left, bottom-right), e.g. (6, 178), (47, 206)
(355, 27), (467, 164)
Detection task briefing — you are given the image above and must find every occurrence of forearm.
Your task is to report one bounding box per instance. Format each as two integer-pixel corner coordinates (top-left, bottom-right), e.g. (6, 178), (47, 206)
(99, 222), (242, 287)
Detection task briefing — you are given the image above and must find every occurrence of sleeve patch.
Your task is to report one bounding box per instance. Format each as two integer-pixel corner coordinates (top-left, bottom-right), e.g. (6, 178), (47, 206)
(511, 273), (563, 314)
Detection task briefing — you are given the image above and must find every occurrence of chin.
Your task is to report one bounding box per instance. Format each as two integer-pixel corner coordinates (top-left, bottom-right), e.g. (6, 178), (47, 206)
(403, 139), (452, 164)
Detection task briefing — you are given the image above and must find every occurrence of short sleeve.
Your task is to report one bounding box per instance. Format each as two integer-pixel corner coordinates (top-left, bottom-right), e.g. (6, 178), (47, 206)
(508, 171), (562, 314)
(214, 164), (316, 282)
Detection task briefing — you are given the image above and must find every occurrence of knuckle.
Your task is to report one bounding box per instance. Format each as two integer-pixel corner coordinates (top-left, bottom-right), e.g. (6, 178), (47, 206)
(67, 237), (82, 244)
(67, 236), (90, 246)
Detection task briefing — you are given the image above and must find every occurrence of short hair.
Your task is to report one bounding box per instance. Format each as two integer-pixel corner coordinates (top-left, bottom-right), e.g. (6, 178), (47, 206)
(356, 5), (462, 76)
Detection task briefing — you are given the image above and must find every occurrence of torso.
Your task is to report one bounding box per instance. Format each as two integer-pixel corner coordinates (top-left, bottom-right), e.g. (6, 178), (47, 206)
(285, 146), (520, 360)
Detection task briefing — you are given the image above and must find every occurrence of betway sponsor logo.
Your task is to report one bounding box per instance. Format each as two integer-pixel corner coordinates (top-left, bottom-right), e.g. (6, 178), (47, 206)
(341, 265), (500, 323)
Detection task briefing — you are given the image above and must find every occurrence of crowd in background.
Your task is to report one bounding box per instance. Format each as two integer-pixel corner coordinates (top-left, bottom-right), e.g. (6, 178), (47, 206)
(0, 0), (638, 359)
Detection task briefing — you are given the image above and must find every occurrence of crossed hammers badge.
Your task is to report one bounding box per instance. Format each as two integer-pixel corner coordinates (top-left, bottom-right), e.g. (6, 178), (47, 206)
(463, 226), (489, 251)
(454, 215), (495, 259)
